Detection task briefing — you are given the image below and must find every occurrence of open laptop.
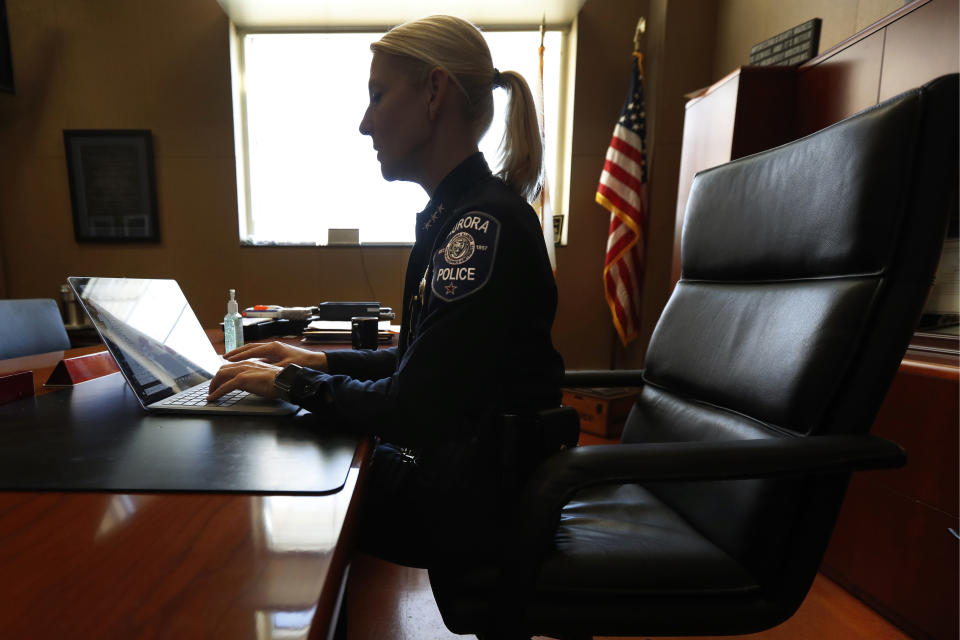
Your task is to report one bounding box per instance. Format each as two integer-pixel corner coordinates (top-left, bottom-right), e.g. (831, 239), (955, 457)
(68, 276), (298, 415)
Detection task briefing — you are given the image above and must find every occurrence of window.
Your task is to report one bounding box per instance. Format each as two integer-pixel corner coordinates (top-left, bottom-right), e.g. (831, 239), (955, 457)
(234, 29), (565, 245)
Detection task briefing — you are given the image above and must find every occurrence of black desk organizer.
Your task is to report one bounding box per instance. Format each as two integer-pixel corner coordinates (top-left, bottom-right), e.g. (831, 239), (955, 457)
(0, 373), (358, 494)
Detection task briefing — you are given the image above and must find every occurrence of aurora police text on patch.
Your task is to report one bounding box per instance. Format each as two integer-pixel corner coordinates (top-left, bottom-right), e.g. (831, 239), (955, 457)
(432, 211), (500, 302)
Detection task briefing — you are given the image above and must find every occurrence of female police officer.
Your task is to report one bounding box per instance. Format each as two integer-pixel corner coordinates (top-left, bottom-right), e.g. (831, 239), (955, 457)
(208, 15), (564, 568)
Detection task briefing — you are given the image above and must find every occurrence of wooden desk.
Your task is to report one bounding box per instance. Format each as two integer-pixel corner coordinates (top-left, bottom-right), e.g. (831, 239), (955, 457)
(0, 345), (372, 640)
(0, 344), (104, 396)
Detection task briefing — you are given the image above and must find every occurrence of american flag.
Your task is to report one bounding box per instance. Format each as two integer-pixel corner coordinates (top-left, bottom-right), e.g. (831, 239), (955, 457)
(596, 53), (648, 346)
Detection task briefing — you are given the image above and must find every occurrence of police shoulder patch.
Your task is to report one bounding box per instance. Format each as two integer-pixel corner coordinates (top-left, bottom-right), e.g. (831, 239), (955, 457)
(431, 211), (500, 302)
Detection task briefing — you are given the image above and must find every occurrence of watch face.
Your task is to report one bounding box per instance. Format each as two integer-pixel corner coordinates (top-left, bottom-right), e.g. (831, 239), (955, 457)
(275, 364), (302, 399)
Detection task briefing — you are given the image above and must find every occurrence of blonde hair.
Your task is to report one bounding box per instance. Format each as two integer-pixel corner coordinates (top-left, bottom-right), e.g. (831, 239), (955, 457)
(372, 15), (543, 200)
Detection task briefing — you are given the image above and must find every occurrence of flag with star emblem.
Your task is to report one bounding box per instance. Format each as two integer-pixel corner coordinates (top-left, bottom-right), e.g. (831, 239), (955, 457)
(596, 52), (648, 346)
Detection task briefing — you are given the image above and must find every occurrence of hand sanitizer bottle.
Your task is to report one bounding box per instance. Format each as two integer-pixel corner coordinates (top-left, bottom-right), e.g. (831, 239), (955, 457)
(224, 289), (244, 352)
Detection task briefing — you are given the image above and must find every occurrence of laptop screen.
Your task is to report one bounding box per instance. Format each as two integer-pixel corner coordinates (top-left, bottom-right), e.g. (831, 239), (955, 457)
(68, 277), (223, 405)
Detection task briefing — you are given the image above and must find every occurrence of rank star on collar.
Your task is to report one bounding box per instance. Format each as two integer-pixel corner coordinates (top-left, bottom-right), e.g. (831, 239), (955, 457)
(423, 204), (444, 230)
(445, 283), (457, 295)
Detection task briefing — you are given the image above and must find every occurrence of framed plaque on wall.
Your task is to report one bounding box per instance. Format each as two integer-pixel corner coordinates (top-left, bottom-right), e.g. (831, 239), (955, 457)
(63, 129), (160, 242)
(0, 0), (13, 94)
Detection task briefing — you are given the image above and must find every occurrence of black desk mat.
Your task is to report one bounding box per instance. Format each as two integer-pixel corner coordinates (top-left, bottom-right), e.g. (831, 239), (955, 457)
(0, 373), (358, 494)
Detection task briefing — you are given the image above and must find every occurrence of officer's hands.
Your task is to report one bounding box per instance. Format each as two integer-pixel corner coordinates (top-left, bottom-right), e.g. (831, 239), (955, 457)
(207, 359), (282, 402)
(223, 341), (328, 370)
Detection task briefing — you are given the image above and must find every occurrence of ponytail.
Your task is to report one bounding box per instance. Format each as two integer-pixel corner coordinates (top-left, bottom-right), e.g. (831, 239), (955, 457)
(496, 70), (543, 201)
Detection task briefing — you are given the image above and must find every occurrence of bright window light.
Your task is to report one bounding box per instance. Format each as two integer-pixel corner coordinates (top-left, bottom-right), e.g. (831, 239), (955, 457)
(239, 29), (564, 245)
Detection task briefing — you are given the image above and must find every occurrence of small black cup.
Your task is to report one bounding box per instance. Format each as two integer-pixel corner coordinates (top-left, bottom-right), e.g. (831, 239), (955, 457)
(351, 316), (379, 350)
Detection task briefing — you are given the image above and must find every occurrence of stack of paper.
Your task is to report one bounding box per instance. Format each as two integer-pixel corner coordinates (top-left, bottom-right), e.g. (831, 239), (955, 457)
(302, 320), (400, 343)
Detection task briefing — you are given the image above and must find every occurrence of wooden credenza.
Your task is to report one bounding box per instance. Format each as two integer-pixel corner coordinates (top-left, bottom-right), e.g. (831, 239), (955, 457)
(671, 1), (959, 638)
(822, 353), (958, 640)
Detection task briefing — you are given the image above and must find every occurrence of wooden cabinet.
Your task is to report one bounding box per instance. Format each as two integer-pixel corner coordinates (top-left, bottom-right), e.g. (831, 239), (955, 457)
(822, 357), (959, 640)
(672, 66), (796, 282)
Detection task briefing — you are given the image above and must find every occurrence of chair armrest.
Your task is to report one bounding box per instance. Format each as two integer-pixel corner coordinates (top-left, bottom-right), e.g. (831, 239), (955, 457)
(535, 434), (903, 488)
(518, 434), (905, 548)
(562, 369), (644, 388)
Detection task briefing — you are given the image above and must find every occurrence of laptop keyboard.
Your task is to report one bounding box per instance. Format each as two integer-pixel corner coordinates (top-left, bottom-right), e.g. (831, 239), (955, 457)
(158, 386), (249, 407)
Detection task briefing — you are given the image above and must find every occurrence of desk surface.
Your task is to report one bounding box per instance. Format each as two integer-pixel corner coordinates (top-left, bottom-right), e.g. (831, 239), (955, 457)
(0, 449), (368, 639)
(0, 371), (358, 494)
(0, 343), (371, 639)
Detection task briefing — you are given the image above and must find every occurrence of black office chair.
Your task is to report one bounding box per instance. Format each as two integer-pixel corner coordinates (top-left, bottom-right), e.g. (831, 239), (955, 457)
(428, 73), (958, 638)
(0, 298), (72, 359)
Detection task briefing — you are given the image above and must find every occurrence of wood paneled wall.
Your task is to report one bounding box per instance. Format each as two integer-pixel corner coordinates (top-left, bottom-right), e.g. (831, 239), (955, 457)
(0, 0), (412, 338)
(0, 1), (946, 369)
(0, 0), (660, 369)
(553, 0), (650, 368)
(712, 0), (905, 80)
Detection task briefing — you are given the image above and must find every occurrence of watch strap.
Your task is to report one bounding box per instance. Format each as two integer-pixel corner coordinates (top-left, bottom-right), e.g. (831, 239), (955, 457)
(274, 363), (304, 403)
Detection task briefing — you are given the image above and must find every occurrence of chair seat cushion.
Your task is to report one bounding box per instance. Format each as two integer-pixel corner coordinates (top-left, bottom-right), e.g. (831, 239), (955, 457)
(537, 483), (759, 597)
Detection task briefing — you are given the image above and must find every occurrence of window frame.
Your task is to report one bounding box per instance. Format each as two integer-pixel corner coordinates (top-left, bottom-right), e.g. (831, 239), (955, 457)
(228, 22), (574, 248)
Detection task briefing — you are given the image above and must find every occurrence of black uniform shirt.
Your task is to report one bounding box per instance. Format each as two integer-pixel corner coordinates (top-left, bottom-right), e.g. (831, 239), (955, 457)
(289, 153), (563, 446)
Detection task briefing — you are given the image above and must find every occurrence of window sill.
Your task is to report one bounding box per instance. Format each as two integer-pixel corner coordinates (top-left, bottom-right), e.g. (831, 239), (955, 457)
(239, 240), (415, 248)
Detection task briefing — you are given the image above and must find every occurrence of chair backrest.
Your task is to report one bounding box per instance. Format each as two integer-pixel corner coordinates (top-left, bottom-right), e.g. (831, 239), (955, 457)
(0, 298), (72, 359)
(626, 74), (957, 593)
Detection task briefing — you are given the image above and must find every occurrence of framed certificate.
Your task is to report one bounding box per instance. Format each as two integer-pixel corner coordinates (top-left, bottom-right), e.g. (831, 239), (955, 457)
(0, 0), (12, 94)
(63, 129), (160, 242)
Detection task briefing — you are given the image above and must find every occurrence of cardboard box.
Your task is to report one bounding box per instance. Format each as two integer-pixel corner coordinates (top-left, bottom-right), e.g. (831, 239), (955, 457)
(562, 387), (641, 439)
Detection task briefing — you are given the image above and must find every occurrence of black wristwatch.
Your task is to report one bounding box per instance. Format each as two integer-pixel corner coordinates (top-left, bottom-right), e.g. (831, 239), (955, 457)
(274, 363), (304, 403)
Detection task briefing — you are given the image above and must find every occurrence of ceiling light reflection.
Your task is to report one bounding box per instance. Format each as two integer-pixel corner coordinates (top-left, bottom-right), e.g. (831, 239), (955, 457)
(96, 494), (155, 539)
(260, 495), (341, 553)
(255, 606), (317, 640)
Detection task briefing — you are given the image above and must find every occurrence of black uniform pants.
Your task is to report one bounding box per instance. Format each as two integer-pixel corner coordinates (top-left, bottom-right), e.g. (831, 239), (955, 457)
(355, 441), (504, 569)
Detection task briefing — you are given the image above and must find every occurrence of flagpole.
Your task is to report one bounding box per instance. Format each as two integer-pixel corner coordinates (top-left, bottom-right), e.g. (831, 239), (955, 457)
(537, 14), (556, 273)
